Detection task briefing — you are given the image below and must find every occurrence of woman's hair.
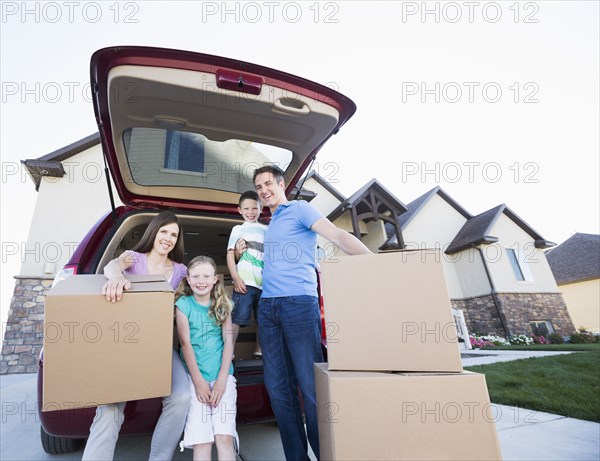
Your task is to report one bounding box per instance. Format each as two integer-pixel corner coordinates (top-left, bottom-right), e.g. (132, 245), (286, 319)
(132, 211), (184, 263)
(175, 256), (233, 326)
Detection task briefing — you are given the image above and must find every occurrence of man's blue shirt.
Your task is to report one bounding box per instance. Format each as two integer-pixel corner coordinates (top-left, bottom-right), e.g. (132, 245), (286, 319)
(261, 200), (323, 298)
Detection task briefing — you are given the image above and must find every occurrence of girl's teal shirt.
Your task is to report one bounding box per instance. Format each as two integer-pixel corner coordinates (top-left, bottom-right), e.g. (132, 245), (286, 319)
(176, 295), (233, 382)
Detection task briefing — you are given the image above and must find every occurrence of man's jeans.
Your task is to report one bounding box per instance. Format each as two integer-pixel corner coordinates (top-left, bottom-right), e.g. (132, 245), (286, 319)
(258, 296), (324, 461)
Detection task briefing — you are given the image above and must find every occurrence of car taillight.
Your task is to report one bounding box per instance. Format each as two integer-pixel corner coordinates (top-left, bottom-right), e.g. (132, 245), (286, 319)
(51, 265), (77, 287)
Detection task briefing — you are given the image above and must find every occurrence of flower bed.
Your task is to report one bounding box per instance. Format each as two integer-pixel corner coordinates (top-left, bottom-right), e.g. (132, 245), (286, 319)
(469, 329), (600, 349)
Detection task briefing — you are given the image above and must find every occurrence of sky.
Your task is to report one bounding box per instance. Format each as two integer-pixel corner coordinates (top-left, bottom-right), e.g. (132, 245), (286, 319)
(1, 1), (599, 342)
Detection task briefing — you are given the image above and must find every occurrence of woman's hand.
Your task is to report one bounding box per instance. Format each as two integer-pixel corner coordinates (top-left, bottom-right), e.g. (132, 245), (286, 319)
(194, 380), (212, 405)
(209, 376), (227, 408)
(101, 276), (131, 302)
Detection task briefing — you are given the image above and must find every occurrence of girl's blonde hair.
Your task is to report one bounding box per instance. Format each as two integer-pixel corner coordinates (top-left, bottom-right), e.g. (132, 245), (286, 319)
(175, 256), (233, 326)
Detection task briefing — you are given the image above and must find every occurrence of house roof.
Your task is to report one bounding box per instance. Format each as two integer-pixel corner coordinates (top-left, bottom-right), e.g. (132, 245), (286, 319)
(546, 233), (600, 284)
(384, 186), (472, 239)
(328, 178), (407, 222)
(380, 187), (471, 250)
(21, 133), (101, 190)
(446, 204), (555, 254)
(303, 170), (347, 202)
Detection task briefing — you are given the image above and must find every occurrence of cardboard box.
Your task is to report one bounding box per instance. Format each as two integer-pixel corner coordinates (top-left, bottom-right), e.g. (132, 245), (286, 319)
(320, 250), (463, 372)
(315, 363), (502, 461)
(43, 274), (174, 411)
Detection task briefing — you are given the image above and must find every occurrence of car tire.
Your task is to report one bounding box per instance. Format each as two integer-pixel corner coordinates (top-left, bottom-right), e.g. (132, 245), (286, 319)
(40, 426), (84, 454)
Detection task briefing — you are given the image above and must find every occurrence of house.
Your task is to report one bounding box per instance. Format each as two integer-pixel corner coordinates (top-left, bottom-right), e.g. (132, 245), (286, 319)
(546, 233), (600, 332)
(0, 136), (576, 373)
(444, 204), (574, 337)
(377, 188), (574, 337)
(1, 134), (122, 374)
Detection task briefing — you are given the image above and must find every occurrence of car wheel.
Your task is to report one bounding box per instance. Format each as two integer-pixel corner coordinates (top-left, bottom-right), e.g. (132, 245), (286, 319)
(40, 426), (84, 454)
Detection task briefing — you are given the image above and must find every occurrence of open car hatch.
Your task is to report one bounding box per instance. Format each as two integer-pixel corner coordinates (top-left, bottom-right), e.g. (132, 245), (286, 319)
(90, 46), (356, 212)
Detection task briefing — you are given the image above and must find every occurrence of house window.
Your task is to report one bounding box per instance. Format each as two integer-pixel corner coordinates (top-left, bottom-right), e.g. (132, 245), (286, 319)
(530, 321), (555, 336)
(164, 130), (205, 173)
(506, 248), (525, 281)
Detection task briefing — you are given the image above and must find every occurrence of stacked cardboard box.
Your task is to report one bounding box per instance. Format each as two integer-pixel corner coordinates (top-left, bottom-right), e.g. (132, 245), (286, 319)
(43, 274), (174, 411)
(317, 250), (502, 460)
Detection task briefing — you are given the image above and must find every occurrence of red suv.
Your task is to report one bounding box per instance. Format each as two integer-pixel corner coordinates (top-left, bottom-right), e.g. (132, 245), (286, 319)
(37, 46), (355, 454)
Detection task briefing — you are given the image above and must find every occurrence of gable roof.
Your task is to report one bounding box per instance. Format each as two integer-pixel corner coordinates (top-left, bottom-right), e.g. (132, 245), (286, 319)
(328, 178), (407, 222)
(546, 233), (600, 284)
(446, 204), (555, 254)
(303, 170), (347, 202)
(384, 186), (472, 238)
(21, 133), (101, 190)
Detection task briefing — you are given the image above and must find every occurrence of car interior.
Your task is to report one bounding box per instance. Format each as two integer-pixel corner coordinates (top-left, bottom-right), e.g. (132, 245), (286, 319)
(96, 211), (242, 276)
(94, 210), (260, 360)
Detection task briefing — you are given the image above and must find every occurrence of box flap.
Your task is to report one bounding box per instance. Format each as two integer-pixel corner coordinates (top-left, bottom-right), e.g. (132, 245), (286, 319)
(125, 274), (168, 283)
(48, 274), (173, 297)
(125, 274), (173, 293)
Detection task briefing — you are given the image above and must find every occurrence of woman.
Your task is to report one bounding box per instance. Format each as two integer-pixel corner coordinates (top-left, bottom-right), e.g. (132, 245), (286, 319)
(82, 211), (191, 461)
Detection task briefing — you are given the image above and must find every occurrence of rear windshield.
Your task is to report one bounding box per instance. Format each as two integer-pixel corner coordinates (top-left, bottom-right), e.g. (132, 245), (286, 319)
(122, 127), (293, 193)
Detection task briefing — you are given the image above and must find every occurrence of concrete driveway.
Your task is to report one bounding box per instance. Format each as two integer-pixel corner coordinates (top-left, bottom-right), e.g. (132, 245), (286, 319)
(0, 372), (314, 461)
(2, 351), (599, 461)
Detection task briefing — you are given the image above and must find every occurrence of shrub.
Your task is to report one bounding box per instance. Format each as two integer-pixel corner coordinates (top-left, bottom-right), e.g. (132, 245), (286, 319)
(570, 329), (599, 344)
(548, 333), (564, 344)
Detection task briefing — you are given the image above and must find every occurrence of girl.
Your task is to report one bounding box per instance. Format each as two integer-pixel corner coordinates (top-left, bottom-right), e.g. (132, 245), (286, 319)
(84, 211), (190, 461)
(175, 256), (238, 461)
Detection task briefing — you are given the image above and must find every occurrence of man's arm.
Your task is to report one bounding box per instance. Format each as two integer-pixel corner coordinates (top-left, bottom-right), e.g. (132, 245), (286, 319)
(311, 217), (372, 256)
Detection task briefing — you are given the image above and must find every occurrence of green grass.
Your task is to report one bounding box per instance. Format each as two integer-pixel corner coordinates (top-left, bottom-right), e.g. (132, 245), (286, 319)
(464, 350), (600, 422)
(481, 343), (600, 352)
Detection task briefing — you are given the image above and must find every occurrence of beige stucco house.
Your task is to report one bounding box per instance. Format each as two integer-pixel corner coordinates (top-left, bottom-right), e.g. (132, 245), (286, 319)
(546, 233), (600, 333)
(0, 134), (576, 373)
(300, 177), (575, 337)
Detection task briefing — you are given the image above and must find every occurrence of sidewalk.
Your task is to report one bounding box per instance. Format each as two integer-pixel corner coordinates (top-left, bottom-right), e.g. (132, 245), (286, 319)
(460, 347), (577, 366)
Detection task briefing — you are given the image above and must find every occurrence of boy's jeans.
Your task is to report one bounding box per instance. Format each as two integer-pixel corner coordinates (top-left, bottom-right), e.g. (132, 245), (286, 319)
(258, 296), (323, 461)
(82, 349), (191, 461)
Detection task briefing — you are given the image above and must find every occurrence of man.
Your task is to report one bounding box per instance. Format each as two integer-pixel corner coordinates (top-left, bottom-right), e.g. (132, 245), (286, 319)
(241, 165), (371, 461)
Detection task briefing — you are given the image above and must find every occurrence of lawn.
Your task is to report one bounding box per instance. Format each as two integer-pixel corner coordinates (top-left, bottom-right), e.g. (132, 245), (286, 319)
(464, 348), (600, 422)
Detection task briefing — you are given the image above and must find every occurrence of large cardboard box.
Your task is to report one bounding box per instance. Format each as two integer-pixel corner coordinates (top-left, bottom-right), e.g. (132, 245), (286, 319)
(315, 363), (502, 461)
(320, 250), (462, 372)
(43, 274), (174, 411)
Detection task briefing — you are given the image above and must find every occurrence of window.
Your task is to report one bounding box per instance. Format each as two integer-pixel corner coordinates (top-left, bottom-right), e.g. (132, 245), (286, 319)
(164, 131), (205, 173)
(506, 248), (525, 281)
(121, 127), (293, 194)
(530, 321), (555, 336)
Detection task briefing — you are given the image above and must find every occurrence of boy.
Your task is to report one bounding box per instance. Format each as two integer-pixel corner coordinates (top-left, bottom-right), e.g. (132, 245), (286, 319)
(226, 190), (267, 359)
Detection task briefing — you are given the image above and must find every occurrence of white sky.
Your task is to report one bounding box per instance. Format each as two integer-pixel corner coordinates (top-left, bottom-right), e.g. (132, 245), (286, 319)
(1, 1), (599, 342)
